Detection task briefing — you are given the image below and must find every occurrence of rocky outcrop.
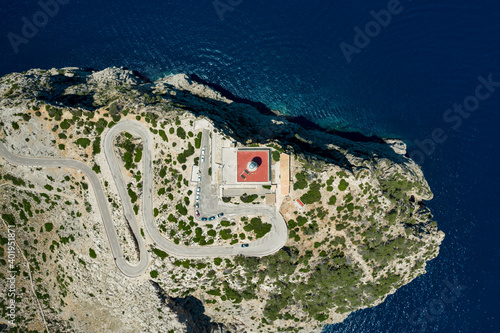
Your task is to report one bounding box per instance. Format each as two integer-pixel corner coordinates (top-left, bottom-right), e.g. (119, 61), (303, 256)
(150, 281), (236, 333)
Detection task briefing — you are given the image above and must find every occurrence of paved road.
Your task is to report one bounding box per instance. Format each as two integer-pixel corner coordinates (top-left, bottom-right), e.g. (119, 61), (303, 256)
(0, 120), (288, 278)
(0, 137), (148, 278)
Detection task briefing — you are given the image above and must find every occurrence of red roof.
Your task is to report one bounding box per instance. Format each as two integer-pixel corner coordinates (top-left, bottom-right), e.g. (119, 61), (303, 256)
(296, 199), (305, 207)
(237, 150), (269, 182)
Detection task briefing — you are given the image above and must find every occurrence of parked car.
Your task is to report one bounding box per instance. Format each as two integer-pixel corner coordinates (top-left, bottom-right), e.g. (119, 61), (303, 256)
(195, 203), (199, 208)
(198, 175), (201, 181)
(201, 217), (207, 221)
(217, 213), (224, 218)
(208, 216), (215, 221)
(196, 187), (200, 193)
(241, 244), (249, 248)
(195, 210), (200, 217)
(201, 156), (205, 162)
(196, 194), (200, 201)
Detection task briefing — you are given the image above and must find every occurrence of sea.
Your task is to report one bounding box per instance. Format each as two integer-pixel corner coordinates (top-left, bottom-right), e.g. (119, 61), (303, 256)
(1, 1), (499, 332)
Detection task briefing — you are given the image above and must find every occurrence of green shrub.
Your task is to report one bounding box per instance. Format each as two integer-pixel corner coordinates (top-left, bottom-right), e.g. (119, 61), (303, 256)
(128, 189), (138, 203)
(300, 182), (321, 204)
(272, 151), (280, 162)
(207, 289), (221, 296)
(60, 120), (71, 130)
(297, 216), (307, 227)
(123, 152), (134, 170)
(1, 214), (16, 226)
(48, 106), (63, 120)
(177, 143), (194, 164)
(240, 194), (258, 203)
(92, 164), (101, 174)
(175, 204), (187, 216)
(219, 229), (232, 240)
(386, 210), (398, 225)
(338, 179), (349, 191)
(75, 138), (91, 149)
(95, 118), (108, 135)
(379, 176), (416, 202)
(89, 248), (97, 258)
(135, 148), (143, 163)
(194, 132), (202, 148)
(294, 172), (308, 190)
(159, 129), (168, 142)
(287, 220), (297, 229)
(176, 127), (186, 139)
(92, 137), (101, 155)
(4, 174), (25, 186)
(152, 248), (168, 259)
(243, 217), (271, 239)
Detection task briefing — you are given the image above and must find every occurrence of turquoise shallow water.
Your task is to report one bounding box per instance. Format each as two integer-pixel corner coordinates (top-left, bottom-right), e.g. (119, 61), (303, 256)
(1, 0), (499, 331)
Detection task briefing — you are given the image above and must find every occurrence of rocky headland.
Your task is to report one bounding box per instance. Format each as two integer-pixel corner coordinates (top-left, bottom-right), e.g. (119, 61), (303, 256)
(0, 67), (444, 332)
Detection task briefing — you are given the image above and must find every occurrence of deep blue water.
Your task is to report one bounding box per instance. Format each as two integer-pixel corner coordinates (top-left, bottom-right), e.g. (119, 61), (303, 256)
(1, 1), (499, 332)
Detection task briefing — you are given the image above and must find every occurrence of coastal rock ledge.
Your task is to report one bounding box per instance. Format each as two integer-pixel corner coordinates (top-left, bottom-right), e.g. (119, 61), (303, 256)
(0, 67), (444, 333)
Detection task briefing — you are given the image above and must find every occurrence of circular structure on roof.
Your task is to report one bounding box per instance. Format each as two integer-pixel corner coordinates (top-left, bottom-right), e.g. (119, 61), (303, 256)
(247, 160), (258, 172)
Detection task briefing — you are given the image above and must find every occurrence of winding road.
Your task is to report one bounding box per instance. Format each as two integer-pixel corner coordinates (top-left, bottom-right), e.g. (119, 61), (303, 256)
(0, 120), (288, 278)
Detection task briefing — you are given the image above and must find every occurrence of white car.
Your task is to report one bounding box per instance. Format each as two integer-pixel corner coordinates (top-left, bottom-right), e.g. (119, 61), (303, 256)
(202, 148), (205, 155)
(196, 187), (200, 193)
(201, 156), (205, 163)
(198, 175), (201, 181)
(196, 194), (200, 201)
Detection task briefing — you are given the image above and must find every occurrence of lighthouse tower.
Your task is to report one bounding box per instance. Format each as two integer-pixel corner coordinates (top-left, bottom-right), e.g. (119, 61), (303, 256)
(247, 159), (258, 172)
